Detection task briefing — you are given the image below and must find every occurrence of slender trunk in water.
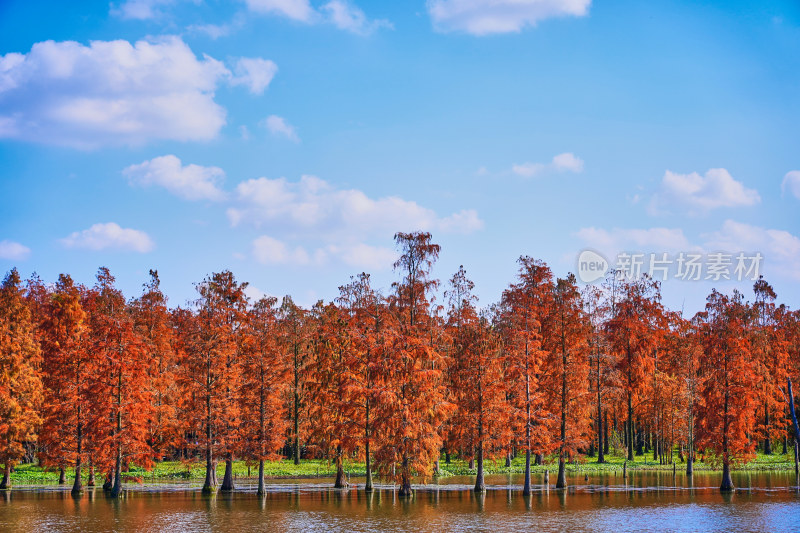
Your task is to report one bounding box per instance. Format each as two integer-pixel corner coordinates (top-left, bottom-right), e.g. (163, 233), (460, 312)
(0, 464), (10, 490)
(334, 449), (347, 489)
(522, 449), (531, 496)
(87, 459), (96, 487)
(110, 450), (123, 498)
(221, 455), (234, 492)
(398, 455), (412, 497)
(556, 456), (567, 489)
(257, 460), (265, 496)
(364, 440), (373, 493)
(202, 443), (215, 494)
(474, 441), (485, 492)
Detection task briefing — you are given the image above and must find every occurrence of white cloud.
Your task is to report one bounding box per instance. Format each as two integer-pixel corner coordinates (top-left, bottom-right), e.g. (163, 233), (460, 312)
(61, 223), (154, 253)
(703, 220), (800, 281)
(245, 0), (390, 34)
(228, 174), (484, 238)
(428, 0), (591, 36)
(188, 23), (233, 39)
(321, 1), (393, 35)
(245, 0), (315, 21)
(0, 37), (231, 147)
(649, 168), (760, 215)
(123, 155), (227, 201)
(512, 152), (584, 178)
(262, 115), (299, 142)
(253, 235), (311, 265)
(576, 226), (691, 253)
(230, 58), (278, 95)
(111, 0), (174, 20)
(782, 170), (800, 200)
(0, 240), (31, 261)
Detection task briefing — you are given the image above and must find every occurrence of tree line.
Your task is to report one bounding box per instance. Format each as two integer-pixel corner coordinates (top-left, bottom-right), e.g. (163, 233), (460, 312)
(1, 232), (799, 496)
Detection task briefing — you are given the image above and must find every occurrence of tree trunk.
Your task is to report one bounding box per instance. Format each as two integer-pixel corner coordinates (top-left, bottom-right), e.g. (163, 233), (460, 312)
(59, 467), (66, 485)
(334, 455), (347, 489)
(474, 441), (485, 492)
(364, 440), (373, 493)
(257, 460), (265, 496)
(764, 406), (772, 455)
(0, 464), (10, 490)
(720, 459), (734, 492)
(445, 451), (450, 465)
(468, 458), (475, 470)
(72, 456), (83, 495)
(556, 457), (566, 489)
(603, 410), (610, 455)
(87, 460), (95, 487)
(627, 392), (634, 461)
(110, 450), (123, 498)
(534, 453), (542, 466)
(522, 449), (531, 496)
(202, 443), (215, 494)
(398, 455), (412, 497)
(220, 455), (234, 492)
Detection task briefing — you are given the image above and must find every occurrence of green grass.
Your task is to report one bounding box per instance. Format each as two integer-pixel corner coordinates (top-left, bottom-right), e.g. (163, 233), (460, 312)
(8, 450), (797, 484)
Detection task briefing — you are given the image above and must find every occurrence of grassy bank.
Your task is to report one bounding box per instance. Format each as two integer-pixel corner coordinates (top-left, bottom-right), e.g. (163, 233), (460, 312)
(8, 451), (797, 484)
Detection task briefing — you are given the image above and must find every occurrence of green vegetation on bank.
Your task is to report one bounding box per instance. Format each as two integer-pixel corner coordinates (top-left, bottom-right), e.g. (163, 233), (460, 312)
(8, 451), (797, 485)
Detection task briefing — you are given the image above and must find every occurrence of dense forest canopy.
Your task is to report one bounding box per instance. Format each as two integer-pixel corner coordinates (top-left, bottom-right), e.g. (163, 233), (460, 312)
(1, 232), (799, 495)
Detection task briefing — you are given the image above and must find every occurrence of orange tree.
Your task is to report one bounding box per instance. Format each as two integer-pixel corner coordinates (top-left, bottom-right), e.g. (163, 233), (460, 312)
(695, 289), (759, 492)
(374, 231), (452, 497)
(239, 295), (290, 495)
(497, 257), (554, 495)
(38, 274), (91, 494)
(445, 266), (510, 492)
(0, 269), (42, 490)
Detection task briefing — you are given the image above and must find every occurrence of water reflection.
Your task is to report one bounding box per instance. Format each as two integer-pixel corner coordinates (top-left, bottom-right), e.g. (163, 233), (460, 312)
(1, 472), (800, 532)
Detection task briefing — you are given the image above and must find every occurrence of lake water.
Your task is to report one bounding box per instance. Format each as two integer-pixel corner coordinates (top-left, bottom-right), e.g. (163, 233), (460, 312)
(2, 472), (799, 532)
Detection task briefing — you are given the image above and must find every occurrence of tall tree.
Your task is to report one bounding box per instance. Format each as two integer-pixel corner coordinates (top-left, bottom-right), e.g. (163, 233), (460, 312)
(498, 257), (553, 495)
(278, 296), (309, 466)
(38, 274), (91, 495)
(543, 274), (591, 489)
(445, 266), (510, 492)
(695, 289), (759, 492)
(131, 270), (179, 462)
(239, 296), (290, 495)
(179, 271), (247, 493)
(606, 275), (665, 461)
(0, 270), (43, 489)
(374, 231), (452, 497)
(87, 267), (154, 497)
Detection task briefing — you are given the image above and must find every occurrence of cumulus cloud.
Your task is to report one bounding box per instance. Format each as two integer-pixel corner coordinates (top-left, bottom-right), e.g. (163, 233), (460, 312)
(703, 220), (800, 279)
(428, 0), (591, 35)
(576, 220), (800, 281)
(244, 0), (315, 21)
(321, 1), (393, 35)
(0, 240), (31, 261)
(111, 0), (174, 20)
(61, 223), (154, 253)
(230, 58), (278, 95)
(0, 37), (276, 147)
(253, 235), (311, 265)
(227, 174), (484, 238)
(512, 152), (584, 178)
(649, 168), (760, 215)
(576, 227), (691, 253)
(245, 0), (390, 34)
(262, 115), (299, 142)
(123, 155), (227, 201)
(782, 170), (800, 200)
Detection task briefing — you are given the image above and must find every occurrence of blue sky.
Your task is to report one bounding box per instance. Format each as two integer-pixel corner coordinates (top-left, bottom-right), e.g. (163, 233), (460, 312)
(1, 0), (799, 313)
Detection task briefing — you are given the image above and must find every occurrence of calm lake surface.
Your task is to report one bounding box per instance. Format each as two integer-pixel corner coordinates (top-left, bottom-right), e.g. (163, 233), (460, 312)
(2, 472), (800, 532)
